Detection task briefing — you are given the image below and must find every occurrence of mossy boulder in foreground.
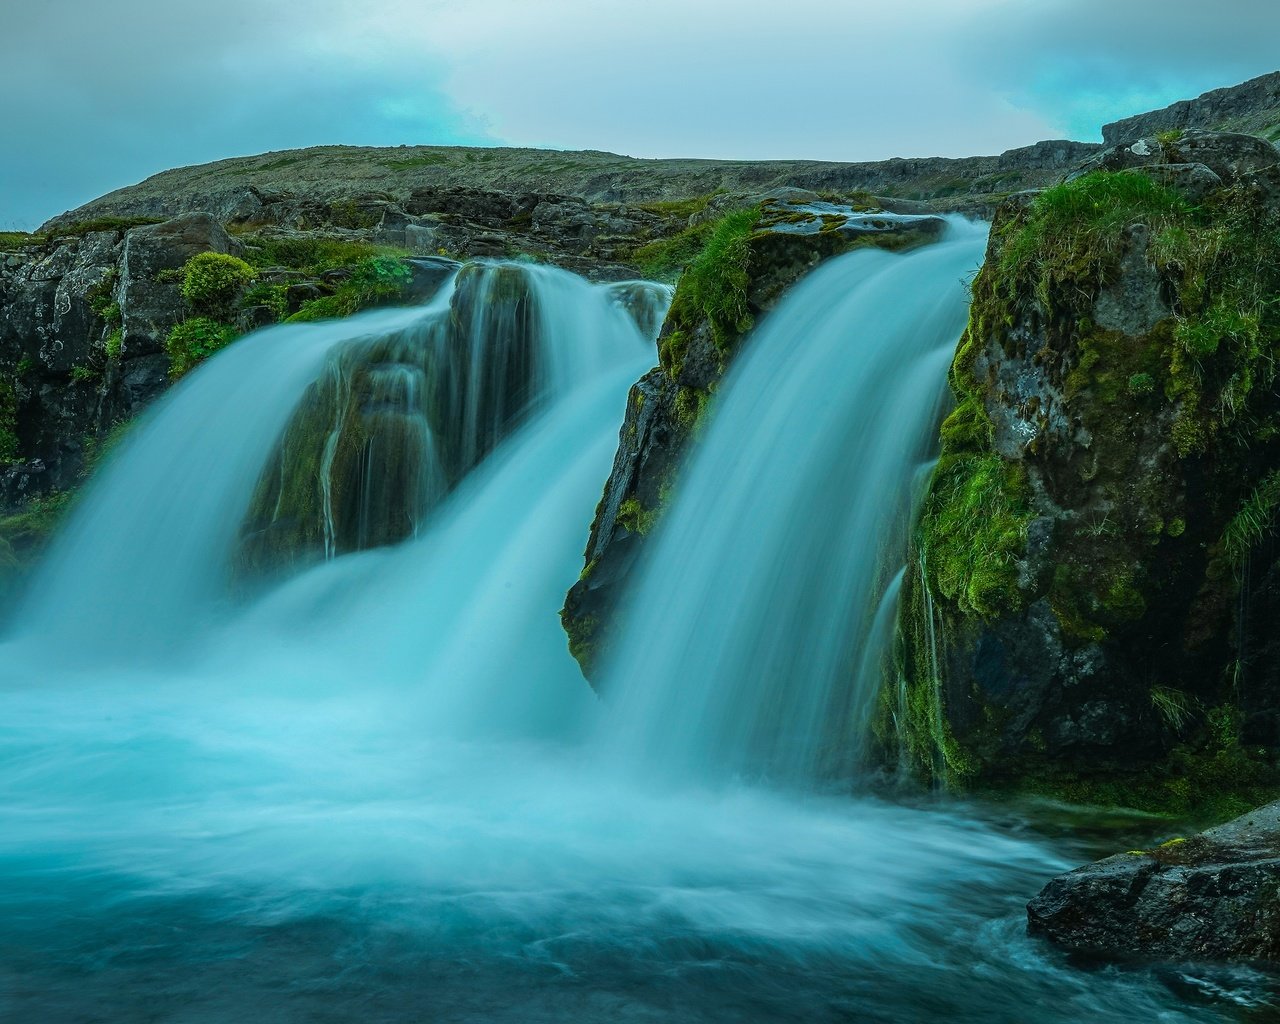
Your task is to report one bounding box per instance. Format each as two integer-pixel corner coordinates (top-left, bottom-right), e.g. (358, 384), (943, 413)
(884, 131), (1280, 817)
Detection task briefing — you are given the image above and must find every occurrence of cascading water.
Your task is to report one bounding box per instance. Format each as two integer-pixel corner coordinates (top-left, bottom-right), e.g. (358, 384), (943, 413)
(599, 219), (987, 781)
(0, 248), (1240, 1023)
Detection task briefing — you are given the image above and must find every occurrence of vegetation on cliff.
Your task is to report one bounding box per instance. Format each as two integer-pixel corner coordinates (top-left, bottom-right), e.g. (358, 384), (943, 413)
(889, 142), (1280, 818)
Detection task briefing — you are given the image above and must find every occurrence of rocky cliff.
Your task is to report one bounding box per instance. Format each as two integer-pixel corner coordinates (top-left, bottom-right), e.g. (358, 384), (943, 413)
(1103, 71), (1280, 147)
(885, 130), (1280, 817)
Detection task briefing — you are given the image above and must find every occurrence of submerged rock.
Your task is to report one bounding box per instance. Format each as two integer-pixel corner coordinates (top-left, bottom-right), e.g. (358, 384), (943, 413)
(1028, 800), (1280, 963)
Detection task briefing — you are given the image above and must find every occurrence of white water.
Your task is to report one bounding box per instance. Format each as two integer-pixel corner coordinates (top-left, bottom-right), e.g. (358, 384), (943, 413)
(600, 220), (987, 781)
(0, 251), (1232, 1022)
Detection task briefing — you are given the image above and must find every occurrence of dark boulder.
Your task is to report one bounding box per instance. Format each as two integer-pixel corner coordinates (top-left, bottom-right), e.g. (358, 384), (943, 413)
(1028, 800), (1280, 963)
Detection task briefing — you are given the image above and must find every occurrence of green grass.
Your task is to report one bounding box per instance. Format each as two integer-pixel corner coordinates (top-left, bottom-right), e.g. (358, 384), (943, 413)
(998, 171), (1197, 296)
(1223, 469), (1280, 567)
(165, 318), (239, 379)
(286, 255), (413, 322)
(235, 233), (406, 275)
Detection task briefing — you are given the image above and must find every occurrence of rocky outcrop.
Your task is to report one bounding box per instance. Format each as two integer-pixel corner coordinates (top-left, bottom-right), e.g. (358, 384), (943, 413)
(885, 131), (1280, 815)
(1103, 71), (1280, 147)
(1028, 800), (1280, 963)
(0, 214), (241, 502)
(562, 196), (946, 682)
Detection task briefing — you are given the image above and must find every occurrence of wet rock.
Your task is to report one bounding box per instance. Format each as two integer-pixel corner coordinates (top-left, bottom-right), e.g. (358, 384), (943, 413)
(1028, 800), (1280, 963)
(562, 203), (947, 685)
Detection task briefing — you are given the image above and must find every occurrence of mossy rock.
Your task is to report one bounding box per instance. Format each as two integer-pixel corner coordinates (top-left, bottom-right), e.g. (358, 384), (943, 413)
(884, 160), (1280, 815)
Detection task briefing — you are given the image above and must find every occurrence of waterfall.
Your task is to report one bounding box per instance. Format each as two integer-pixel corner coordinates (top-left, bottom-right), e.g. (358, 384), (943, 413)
(598, 218), (990, 782)
(0, 242), (1210, 1024)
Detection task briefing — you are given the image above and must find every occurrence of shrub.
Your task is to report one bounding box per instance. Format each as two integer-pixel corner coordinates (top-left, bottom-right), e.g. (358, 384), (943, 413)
(180, 252), (257, 317)
(165, 318), (238, 378)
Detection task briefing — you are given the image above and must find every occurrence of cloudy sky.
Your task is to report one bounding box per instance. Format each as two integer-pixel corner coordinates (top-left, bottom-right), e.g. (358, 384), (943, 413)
(2, 0), (1277, 228)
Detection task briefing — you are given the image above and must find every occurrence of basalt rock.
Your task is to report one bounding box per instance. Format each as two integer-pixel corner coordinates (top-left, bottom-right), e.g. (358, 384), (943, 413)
(0, 215), (238, 501)
(886, 133), (1280, 815)
(1028, 800), (1280, 963)
(562, 201), (947, 684)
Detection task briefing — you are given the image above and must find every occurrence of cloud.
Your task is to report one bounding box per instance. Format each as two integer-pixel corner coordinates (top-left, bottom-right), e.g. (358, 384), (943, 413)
(965, 0), (1280, 137)
(1, 0), (1275, 227)
(0, 0), (488, 228)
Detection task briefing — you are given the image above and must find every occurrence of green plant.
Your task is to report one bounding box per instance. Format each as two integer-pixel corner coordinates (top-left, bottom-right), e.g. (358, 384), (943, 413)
(1222, 469), (1280, 567)
(105, 329), (123, 360)
(1151, 685), (1198, 731)
(70, 365), (97, 383)
(241, 282), (289, 320)
(180, 251), (257, 317)
(1127, 372), (1155, 396)
(165, 318), (238, 378)
(286, 255), (413, 322)
(0, 378), (17, 462)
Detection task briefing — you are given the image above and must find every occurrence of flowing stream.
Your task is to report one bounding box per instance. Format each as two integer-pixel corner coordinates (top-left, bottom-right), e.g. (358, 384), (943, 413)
(0, 242), (1250, 1022)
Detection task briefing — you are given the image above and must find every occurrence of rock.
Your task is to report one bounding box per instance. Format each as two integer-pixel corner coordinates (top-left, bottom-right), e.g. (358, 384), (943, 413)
(119, 213), (241, 358)
(1071, 130), (1278, 187)
(1103, 71), (1280, 147)
(562, 201), (947, 684)
(886, 138), (1280, 810)
(1028, 800), (1280, 963)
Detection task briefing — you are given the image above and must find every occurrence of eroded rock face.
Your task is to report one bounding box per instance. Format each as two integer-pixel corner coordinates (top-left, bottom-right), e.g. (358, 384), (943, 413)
(1028, 801), (1280, 963)
(1103, 71), (1280, 147)
(0, 218), (235, 501)
(561, 200), (947, 683)
(887, 132), (1280, 811)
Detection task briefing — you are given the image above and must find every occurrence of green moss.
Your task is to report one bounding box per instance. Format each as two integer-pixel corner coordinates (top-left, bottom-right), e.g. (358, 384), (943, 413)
(69, 365), (97, 384)
(0, 378), (17, 462)
(165, 318), (239, 378)
(616, 497), (659, 536)
(286, 256), (413, 322)
(234, 233), (406, 276)
(564, 612), (599, 676)
(1127, 372), (1155, 396)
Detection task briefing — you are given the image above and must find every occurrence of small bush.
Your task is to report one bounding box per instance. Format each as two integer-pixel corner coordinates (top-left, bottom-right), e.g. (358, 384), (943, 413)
(180, 252), (257, 317)
(165, 318), (238, 378)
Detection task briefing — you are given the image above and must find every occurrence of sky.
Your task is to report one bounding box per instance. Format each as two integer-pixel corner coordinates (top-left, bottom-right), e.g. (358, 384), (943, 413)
(2, 0), (1278, 229)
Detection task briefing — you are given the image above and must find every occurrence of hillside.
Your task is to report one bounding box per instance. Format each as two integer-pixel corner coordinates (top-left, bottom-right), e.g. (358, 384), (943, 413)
(43, 140), (1100, 232)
